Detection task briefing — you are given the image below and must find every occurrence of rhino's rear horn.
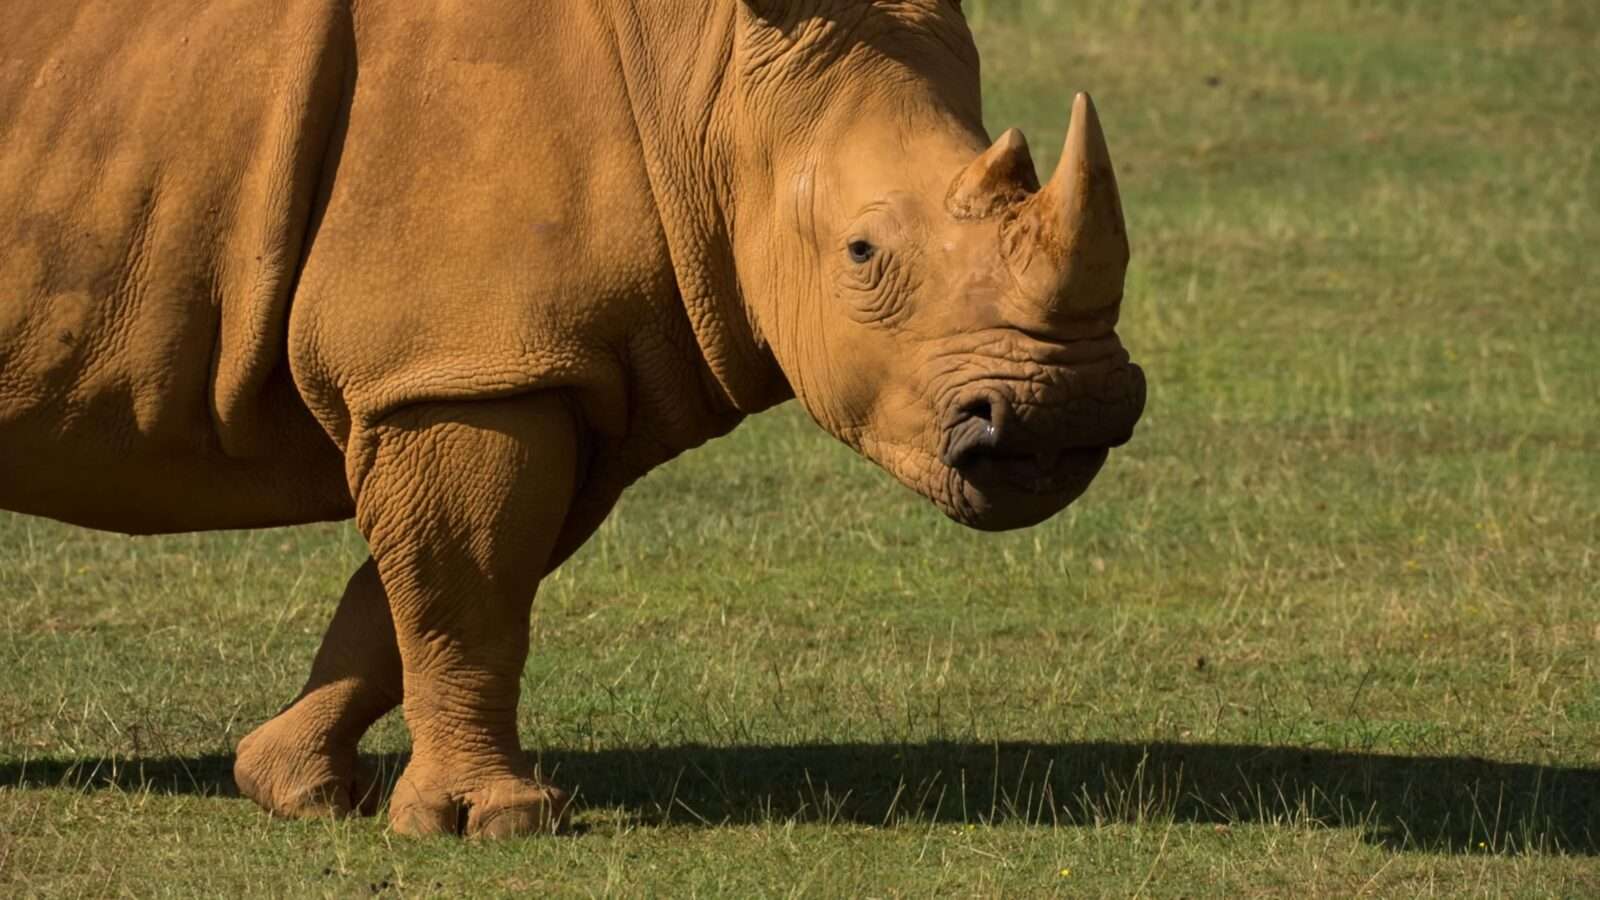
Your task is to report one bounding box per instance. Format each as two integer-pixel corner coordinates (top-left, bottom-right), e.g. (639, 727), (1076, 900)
(947, 128), (1040, 220)
(1032, 92), (1130, 317)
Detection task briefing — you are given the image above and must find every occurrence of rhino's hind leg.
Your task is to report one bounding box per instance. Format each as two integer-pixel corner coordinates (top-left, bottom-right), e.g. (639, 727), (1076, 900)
(354, 394), (577, 838)
(235, 558), (402, 818)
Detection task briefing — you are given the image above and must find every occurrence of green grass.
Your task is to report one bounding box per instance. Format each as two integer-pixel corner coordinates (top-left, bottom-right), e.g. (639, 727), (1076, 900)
(4, 1), (1599, 895)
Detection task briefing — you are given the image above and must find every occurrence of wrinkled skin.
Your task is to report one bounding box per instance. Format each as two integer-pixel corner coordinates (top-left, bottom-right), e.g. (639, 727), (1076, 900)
(0, 0), (1143, 837)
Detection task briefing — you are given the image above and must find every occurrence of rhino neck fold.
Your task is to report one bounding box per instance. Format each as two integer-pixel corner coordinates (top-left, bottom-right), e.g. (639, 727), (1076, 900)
(601, 1), (794, 420)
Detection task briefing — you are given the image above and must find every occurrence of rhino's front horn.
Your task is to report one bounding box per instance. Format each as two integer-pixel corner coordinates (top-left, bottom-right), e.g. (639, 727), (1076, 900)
(947, 128), (1039, 219)
(1023, 92), (1130, 320)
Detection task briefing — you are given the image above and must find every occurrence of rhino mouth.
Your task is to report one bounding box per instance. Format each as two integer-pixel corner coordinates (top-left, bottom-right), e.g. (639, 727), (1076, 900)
(933, 361), (1145, 531)
(946, 443), (1110, 496)
(939, 446), (1108, 532)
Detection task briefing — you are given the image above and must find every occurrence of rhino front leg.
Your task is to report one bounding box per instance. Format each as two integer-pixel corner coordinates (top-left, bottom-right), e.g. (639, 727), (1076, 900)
(234, 558), (402, 818)
(353, 392), (577, 838)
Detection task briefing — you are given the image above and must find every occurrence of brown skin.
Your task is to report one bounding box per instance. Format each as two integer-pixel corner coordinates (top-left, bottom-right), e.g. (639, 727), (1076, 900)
(0, 1), (1143, 836)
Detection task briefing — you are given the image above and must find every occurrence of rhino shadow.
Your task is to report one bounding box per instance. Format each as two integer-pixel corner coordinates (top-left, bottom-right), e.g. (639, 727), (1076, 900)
(3, 741), (1595, 854)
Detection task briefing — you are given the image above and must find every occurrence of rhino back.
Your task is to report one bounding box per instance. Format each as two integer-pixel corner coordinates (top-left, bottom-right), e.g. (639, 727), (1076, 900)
(0, 0), (354, 531)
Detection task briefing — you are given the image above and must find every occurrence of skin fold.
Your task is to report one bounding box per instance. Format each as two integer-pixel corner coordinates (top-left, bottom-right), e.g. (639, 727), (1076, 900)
(0, 0), (1144, 836)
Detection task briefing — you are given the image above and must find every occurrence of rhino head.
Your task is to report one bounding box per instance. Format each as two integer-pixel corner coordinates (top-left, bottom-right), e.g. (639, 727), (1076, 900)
(726, 2), (1145, 531)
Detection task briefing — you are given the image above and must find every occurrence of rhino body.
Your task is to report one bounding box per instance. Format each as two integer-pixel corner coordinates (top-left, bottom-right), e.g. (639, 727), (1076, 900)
(3, 0), (746, 546)
(2, 0), (1145, 835)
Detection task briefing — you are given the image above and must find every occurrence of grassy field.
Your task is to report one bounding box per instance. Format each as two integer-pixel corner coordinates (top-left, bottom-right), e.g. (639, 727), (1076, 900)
(4, 0), (1599, 895)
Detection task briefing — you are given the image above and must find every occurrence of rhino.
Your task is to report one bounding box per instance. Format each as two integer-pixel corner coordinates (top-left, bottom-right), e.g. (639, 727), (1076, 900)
(0, 0), (1145, 836)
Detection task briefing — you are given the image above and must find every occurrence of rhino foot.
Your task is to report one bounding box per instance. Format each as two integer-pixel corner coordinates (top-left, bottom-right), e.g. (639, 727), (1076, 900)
(234, 716), (380, 819)
(387, 764), (569, 838)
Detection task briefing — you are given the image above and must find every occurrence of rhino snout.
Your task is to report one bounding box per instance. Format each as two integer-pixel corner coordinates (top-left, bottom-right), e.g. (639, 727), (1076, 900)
(937, 362), (1145, 524)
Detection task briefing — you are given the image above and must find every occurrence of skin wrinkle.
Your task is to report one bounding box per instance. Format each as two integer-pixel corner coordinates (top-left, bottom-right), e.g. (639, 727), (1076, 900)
(856, 431), (963, 520)
(746, 2), (978, 90)
(925, 366), (1128, 440)
(801, 283), (856, 438)
(775, 162), (842, 436)
(922, 331), (1127, 370)
(612, 2), (783, 421)
(834, 196), (927, 329)
(838, 253), (915, 327)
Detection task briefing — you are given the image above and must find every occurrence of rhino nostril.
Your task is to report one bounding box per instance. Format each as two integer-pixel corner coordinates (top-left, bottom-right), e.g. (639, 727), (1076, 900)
(943, 394), (1010, 469)
(959, 398), (997, 444)
(963, 391), (1015, 433)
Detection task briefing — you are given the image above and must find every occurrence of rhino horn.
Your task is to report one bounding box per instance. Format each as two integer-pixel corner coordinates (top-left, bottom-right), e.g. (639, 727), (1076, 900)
(1014, 92), (1130, 321)
(947, 128), (1039, 219)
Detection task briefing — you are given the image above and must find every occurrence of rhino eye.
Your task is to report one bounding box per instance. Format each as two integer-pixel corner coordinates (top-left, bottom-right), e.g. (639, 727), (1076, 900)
(847, 239), (876, 264)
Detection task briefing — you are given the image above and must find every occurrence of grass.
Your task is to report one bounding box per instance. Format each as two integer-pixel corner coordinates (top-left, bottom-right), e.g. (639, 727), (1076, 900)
(3, 0), (1599, 895)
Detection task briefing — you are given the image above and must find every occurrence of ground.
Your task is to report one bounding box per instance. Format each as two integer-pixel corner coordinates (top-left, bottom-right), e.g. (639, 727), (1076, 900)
(2, 0), (1598, 895)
